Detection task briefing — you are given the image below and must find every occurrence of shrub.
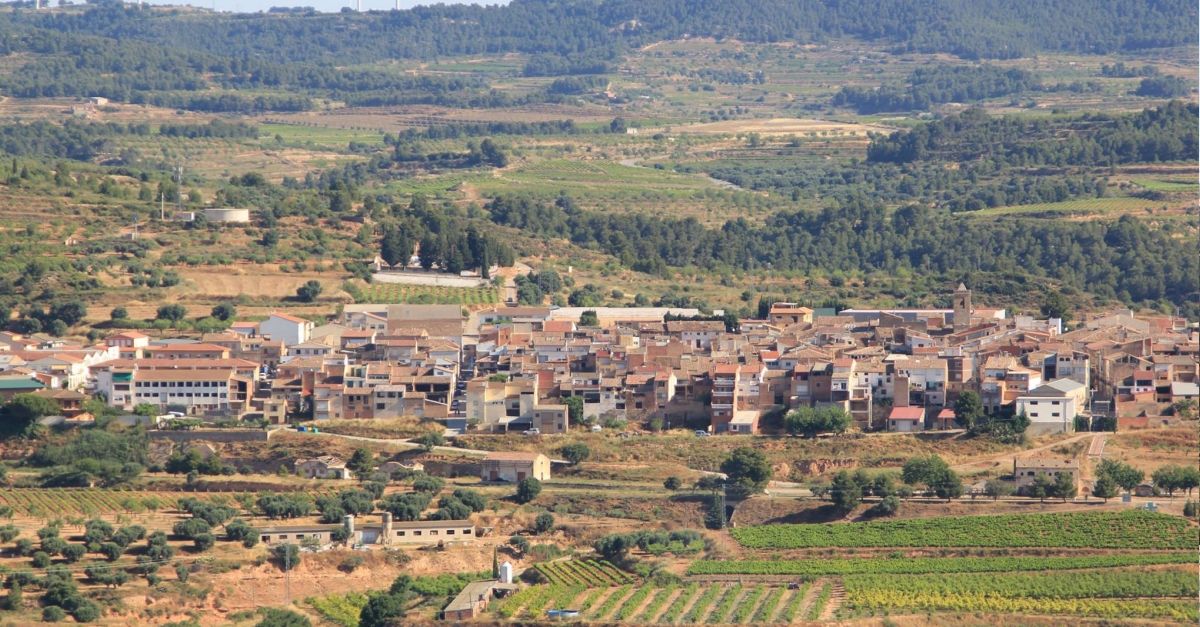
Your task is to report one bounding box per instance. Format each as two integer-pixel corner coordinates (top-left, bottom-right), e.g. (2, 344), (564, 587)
(60, 544), (86, 563)
(272, 544), (301, 571)
(533, 512), (554, 534)
(339, 554), (365, 573)
(508, 535), (530, 555)
(515, 477), (542, 504)
(71, 599), (102, 623)
(31, 552), (50, 568)
(192, 533), (215, 552)
(42, 606), (66, 622)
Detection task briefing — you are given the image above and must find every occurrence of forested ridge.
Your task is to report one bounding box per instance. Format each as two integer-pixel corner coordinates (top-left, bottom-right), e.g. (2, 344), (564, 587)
(868, 101), (1199, 166)
(488, 195), (1198, 316)
(0, 0), (1193, 110)
(10, 0), (1194, 62)
(693, 104), (1195, 213)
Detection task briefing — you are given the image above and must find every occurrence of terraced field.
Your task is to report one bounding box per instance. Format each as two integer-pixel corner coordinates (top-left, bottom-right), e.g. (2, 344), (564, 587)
(358, 283), (499, 305)
(730, 510), (1199, 550)
(535, 559), (635, 586)
(495, 582), (836, 624)
(0, 489), (182, 517)
(841, 567), (1198, 622)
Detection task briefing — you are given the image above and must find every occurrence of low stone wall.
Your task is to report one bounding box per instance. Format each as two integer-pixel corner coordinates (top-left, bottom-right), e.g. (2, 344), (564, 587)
(148, 429), (270, 443)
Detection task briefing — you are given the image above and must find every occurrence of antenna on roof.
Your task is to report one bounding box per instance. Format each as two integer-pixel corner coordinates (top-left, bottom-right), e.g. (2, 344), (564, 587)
(356, 0), (362, 11)
(175, 165), (184, 213)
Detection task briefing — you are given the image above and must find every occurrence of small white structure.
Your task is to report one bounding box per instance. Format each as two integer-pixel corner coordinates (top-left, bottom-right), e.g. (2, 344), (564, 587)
(260, 312), (313, 347)
(203, 207), (251, 223)
(1015, 378), (1086, 435)
(499, 561), (513, 584)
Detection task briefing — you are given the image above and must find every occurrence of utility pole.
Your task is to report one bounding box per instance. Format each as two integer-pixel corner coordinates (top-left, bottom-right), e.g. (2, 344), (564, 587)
(284, 547), (291, 604)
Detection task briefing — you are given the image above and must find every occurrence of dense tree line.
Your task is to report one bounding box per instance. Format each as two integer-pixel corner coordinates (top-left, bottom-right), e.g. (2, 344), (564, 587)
(1099, 62), (1159, 78)
(488, 194), (1198, 316)
(0, 119), (256, 163)
(867, 101), (1198, 165)
(1134, 76), (1194, 98)
(523, 53), (613, 77)
(0, 120), (254, 161)
(697, 157), (1107, 213)
(832, 65), (1040, 113)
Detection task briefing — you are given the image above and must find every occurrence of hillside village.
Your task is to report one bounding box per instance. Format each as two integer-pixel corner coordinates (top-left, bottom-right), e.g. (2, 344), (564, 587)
(1, 286), (1194, 442)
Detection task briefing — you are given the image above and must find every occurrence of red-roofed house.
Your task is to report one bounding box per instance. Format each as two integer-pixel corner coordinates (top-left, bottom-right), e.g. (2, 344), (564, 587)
(887, 406), (926, 432)
(934, 408), (957, 430)
(106, 331), (150, 359)
(143, 343), (231, 360)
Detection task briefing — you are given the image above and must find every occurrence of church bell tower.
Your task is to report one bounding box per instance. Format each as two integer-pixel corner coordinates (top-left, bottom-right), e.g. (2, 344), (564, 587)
(953, 283), (972, 332)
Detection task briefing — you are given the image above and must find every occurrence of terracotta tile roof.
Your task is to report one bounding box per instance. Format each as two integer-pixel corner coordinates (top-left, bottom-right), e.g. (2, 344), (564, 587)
(889, 407), (925, 421)
(268, 312), (311, 324)
(144, 343), (229, 353)
(483, 452), (544, 462)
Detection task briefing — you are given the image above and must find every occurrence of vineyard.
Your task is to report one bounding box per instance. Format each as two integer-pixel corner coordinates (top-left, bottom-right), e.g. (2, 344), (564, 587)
(494, 582), (831, 623)
(688, 552), (1198, 576)
(0, 488), (341, 517)
(845, 570), (1197, 600)
(0, 489), (183, 517)
(534, 560), (634, 586)
(842, 569), (1199, 622)
(730, 510), (1199, 549)
(358, 283), (498, 305)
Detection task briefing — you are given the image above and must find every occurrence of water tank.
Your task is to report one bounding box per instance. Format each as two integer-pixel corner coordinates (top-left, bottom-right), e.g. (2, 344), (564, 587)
(203, 207), (251, 223)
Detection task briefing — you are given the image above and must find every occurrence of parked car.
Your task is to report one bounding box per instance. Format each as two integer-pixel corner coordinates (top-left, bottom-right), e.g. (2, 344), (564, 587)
(590, 424), (603, 432)
(523, 428), (541, 436)
(694, 430), (710, 437)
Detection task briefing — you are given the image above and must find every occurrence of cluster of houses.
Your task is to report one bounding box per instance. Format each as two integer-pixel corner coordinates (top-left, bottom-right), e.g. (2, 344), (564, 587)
(0, 285), (1195, 436)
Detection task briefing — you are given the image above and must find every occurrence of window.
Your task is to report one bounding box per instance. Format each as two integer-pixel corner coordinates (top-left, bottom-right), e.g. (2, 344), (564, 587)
(446, 529), (455, 535)
(430, 530), (438, 535)
(396, 531), (406, 536)
(462, 529), (472, 535)
(413, 531), (422, 536)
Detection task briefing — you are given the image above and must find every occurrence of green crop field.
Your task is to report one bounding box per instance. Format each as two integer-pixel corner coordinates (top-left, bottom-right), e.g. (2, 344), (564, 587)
(0, 489), (182, 517)
(842, 569), (1198, 621)
(358, 283), (498, 305)
(688, 553), (1198, 576)
(503, 583), (812, 624)
(1132, 177), (1199, 192)
(730, 510), (1199, 549)
(260, 123), (385, 148)
(969, 195), (1160, 217)
(473, 158), (723, 199)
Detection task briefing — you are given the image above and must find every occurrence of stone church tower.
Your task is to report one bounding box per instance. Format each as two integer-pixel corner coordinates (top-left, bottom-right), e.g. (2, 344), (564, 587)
(953, 283), (972, 332)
